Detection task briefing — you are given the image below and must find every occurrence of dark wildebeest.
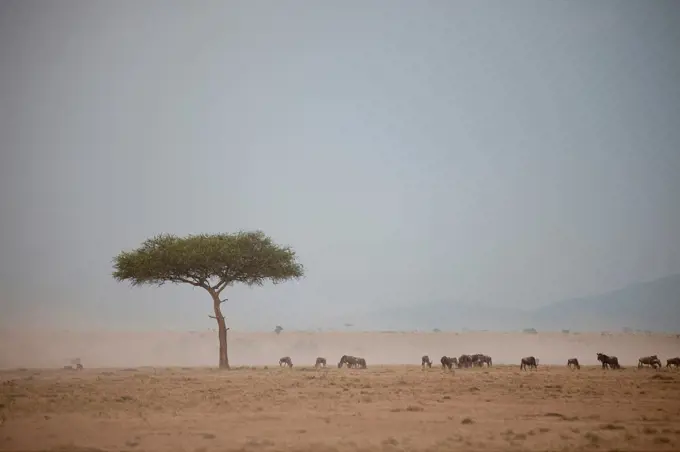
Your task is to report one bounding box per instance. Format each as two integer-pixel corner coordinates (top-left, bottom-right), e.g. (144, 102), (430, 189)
(596, 353), (620, 369)
(458, 354), (473, 368)
(567, 358), (580, 370)
(338, 355), (360, 368)
(422, 355), (433, 368)
(279, 356), (293, 367)
(520, 356), (538, 371)
(357, 357), (367, 369)
(666, 357), (680, 368)
(315, 357), (327, 368)
(638, 355), (661, 369)
(440, 356), (457, 370)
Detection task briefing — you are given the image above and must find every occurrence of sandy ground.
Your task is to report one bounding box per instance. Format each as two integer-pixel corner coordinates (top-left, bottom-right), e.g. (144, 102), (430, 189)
(1, 364), (680, 452)
(1, 331), (679, 451)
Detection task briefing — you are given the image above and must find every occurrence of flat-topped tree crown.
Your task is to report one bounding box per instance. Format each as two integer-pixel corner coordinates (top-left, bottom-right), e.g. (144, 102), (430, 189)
(112, 230), (304, 292)
(112, 230), (304, 369)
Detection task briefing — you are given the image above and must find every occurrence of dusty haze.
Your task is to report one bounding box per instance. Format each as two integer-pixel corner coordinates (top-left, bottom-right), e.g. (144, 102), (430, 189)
(1, 1), (680, 334)
(2, 3), (680, 450)
(1, 330), (677, 369)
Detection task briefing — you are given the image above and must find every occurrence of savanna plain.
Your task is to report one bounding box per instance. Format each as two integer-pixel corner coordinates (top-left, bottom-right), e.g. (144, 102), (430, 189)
(1, 331), (680, 451)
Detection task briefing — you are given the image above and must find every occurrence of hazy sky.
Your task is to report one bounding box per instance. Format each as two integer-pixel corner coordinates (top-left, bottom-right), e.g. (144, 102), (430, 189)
(1, 1), (679, 331)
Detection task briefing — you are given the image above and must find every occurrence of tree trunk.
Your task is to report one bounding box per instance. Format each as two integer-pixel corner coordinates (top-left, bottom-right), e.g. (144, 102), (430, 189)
(210, 291), (230, 369)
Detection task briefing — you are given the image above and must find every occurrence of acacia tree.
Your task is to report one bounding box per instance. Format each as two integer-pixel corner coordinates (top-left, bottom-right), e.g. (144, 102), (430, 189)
(112, 230), (304, 369)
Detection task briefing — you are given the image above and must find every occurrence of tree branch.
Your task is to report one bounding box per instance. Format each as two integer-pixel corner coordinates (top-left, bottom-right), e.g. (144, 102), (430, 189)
(214, 279), (231, 294)
(208, 314), (228, 323)
(175, 276), (204, 287)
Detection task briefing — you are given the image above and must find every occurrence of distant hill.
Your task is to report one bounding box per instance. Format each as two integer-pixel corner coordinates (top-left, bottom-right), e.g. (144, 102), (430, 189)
(343, 274), (680, 332)
(531, 273), (680, 332)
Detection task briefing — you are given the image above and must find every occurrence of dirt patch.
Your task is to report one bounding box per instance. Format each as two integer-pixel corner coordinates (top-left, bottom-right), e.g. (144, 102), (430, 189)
(0, 365), (679, 451)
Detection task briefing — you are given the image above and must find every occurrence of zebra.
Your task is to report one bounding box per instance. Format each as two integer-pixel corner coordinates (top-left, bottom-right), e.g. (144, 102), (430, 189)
(470, 354), (487, 367)
(315, 357), (327, 368)
(338, 355), (359, 368)
(421, 355), (433, 368)
(477, 355), (492, 367)
(279, 356), (293, 367)
(458, 354), (473, 368)
(440, 356), (456, 370)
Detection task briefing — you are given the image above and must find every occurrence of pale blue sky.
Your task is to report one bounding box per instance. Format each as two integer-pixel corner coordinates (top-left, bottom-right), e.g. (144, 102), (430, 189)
(1, 1), (679, 331)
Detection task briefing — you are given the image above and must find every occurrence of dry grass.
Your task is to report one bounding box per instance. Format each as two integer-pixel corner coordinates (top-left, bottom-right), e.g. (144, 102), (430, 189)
(1, 365), (680, 451)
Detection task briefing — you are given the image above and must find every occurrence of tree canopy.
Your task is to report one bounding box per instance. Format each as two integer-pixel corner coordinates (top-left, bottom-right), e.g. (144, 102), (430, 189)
(112, 230), (303, 369)
(112, 230), (304, 293)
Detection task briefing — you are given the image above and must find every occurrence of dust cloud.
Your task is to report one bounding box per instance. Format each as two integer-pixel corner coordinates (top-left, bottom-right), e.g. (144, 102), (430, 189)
(1, 330), (678, 369)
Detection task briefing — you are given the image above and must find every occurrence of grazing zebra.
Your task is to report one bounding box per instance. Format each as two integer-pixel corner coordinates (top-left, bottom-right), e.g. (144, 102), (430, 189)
(338, 355), (361, 368)
(471, 354), (488, 367)
(596, 353), (620, 369)
(638, 355), (661, 369)
(478, 355), (492, 367)
(458, 354), (473, 368)
(315, 357), (327, 368)
(338, 355), (356, 368)
(421, 355), (433, 368)
(567, 358), (580, 370)
(666, 357), (680, 368)
(279, 356), (293, 368)
(520, 356), (538, 371)
(440, 356), (456, 370)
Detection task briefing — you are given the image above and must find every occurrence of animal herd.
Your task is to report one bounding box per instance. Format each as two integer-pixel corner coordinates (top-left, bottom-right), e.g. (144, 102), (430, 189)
(595, 353), (680, 370)
(637, 355), (680, 369)
(278, 355), (368, 369)
(423, 354), (493, 370)
(277, 353), (680, 370)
